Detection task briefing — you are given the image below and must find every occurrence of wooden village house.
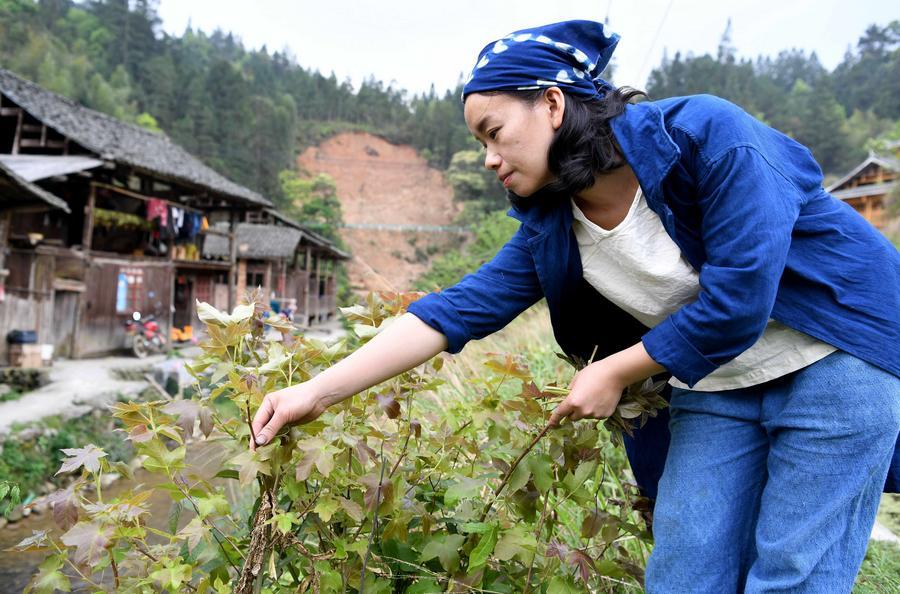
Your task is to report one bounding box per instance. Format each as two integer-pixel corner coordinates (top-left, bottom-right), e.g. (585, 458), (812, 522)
(0, 68), (347, 364)
(826, 150), (898, 230)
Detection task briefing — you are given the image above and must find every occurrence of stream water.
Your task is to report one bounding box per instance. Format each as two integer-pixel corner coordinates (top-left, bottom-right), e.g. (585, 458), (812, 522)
(0, 440), (231, 592)
(0, 469), (172, 592)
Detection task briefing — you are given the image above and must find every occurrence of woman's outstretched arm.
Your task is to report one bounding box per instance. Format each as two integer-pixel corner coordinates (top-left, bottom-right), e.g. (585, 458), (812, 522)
(251, 312), (448, 446)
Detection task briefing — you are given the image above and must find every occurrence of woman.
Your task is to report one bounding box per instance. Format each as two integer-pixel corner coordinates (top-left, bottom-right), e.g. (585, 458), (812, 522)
(252, 20), (900, 592)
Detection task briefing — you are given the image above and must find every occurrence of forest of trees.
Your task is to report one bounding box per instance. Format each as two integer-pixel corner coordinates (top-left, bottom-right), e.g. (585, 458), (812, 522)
(1, 1), (897, 210)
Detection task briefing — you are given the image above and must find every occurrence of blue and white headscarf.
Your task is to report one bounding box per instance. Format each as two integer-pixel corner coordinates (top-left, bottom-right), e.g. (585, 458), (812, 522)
(462, 20), (619, 101)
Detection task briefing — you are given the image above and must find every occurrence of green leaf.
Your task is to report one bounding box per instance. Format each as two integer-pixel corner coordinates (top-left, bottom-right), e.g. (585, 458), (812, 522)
(337, 496), (364, 522)
(209, 361), (233, 384)
(467, 523), (499, 572)
(527, 453), (554, 494)
(313, 497), (340, 522)
(547, 576), (582, 594)
(314, 560), (342, 591)
(150, 560), (192, 591)
(506, 460), (530, 494)
(196, 493), (229, 518)
(269, 511), (300, 535)
(214, 469), (240, 481)
(406, 578), (442, 593)
(494, 524), (536, 565)
(26, 554), (72, 594)
(458, 522), (491, 534)
(176, 517), (206, 553)
(444, 476), (482, 507)
(230, 450), (272, 486)
(595, 558), (627, 579)
(420, 534), (465, 572)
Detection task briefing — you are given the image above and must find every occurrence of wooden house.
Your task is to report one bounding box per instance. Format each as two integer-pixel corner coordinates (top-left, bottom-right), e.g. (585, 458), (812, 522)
(826, 151), (898, 229)
(0, 68), (346, 363)
(203, 210), (349, 328)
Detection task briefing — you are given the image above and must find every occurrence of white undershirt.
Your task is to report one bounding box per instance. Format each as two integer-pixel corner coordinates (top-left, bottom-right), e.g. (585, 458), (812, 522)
(571, 187), (837, 392)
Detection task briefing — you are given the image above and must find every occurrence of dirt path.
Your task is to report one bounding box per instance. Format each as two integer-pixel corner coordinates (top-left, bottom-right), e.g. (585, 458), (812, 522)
(0, 354), (165, 437)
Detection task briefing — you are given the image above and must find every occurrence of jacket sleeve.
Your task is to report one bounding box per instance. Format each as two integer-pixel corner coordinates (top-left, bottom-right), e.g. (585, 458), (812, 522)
(407, 224), (544, 353)
(641, 146), (805, 386)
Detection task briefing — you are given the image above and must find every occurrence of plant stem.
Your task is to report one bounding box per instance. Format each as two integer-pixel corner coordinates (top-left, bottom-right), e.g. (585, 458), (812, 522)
(477, 421), (553, 524)
(522, 488), (551, 594)
(174, 476), (244, 571)
(359, 439), (387, 593)
(109, 549), (120, 589)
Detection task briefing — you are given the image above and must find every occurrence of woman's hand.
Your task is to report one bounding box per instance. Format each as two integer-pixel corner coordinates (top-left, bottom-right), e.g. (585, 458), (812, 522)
(548, 359), (628, 427)
(251, 384), (327, 448)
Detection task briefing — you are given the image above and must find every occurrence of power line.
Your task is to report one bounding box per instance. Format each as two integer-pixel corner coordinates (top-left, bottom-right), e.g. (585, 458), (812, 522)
(637, 0), (675, 86)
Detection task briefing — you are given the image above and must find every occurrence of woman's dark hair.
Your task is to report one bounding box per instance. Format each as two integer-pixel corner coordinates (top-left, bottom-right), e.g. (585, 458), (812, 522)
(486, 86), (646, 202)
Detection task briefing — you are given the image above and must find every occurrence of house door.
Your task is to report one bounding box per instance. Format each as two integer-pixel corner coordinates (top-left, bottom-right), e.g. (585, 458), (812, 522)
(52, 290), (79, 358)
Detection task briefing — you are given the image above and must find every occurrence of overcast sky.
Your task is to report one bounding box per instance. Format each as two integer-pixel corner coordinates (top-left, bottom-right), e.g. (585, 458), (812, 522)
(157, 1), (899, 96)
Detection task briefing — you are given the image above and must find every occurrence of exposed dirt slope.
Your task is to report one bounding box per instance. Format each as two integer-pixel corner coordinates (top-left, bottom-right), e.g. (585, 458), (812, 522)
(296, 132), (464, 292)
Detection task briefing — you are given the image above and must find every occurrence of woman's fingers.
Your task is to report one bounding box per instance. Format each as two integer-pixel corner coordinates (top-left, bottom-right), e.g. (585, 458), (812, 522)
(549, 399), (574, 427)
(251, 396), (275, 439)
(251, 395), (284, 448)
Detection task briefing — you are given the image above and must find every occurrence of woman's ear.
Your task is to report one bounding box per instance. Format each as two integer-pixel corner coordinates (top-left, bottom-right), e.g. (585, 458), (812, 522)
(544, 87), (566, 131)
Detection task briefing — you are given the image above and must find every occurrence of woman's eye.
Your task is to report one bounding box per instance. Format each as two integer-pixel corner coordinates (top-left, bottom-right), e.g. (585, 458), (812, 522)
(488, 129), (499, 140)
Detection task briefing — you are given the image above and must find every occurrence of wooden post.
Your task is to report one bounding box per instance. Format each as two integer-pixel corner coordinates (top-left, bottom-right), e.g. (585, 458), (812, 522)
(303, 246), (312, 327)
(228, 230), (238, 309)
(82, 184), (96, 251)
(314, 251), (322, 324)
(167, 264), (175, 354)
(11, 109), (23, 155)
(236, 259), (247, 302)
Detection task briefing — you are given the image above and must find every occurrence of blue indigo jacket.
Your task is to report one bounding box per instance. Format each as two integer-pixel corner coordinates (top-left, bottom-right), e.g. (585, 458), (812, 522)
(408, 94), (900, 496)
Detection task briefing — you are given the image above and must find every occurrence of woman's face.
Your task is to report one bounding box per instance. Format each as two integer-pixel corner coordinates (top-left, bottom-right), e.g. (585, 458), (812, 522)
(464, 89), (564, 197)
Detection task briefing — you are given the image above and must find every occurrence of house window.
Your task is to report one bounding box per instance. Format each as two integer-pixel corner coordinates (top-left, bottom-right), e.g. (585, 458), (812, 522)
(246, 272), (264, 288)
(116, 266), (144, 313)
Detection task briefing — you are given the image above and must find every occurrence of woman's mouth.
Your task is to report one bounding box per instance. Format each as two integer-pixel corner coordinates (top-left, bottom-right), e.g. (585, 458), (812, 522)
(502, 173), (513, 188)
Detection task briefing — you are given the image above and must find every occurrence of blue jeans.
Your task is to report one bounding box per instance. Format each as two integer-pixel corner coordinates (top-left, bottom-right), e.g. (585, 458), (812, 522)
(645, 351), (900, 593)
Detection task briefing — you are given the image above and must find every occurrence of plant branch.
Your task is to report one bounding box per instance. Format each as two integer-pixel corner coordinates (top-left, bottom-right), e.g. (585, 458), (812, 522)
(477, 421), (553, 524)
(359, 439), (388, 593)
(174, 476), (244, 571)
(522, 488), (552, 594)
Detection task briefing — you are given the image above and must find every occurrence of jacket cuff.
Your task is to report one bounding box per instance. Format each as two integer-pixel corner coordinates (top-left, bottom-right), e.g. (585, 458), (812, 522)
(642, 318), (718, 388)
(407, 293), (471, 354)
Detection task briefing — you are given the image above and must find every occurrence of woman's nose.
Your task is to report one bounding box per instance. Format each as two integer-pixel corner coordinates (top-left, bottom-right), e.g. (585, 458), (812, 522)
(484, 150), (501, 170)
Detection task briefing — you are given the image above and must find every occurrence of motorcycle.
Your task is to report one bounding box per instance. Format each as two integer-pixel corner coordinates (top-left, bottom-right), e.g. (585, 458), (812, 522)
(124, 311), (167, 358)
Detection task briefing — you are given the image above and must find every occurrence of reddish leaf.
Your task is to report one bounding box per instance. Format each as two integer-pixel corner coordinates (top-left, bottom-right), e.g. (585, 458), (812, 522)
(581, 509), (614, 539)
(198, 406), (214, 438)
(484, 354), (531, 380)
(545, 539), (570, 561)
(376, 393), (401, 419)
(61, 521), (113, 567)
(127, 424), (153, 443)
(360, 474), (394, 512)
(162, 399), (201, 437)
(46, 484), (80, 531)
(409, 419), (421, 438)
(56, 445), (107, 476)
(355, 439), (377, 465)
(566, 549), (596, 585)
(521, 382), (552, 399)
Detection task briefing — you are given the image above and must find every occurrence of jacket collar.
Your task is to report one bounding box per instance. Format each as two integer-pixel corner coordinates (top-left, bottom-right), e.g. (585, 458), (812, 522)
(507, 100), (681, 232)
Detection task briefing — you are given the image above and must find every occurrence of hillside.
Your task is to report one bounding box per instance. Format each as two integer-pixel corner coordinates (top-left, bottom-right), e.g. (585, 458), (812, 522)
(296, 132), (465, 292)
